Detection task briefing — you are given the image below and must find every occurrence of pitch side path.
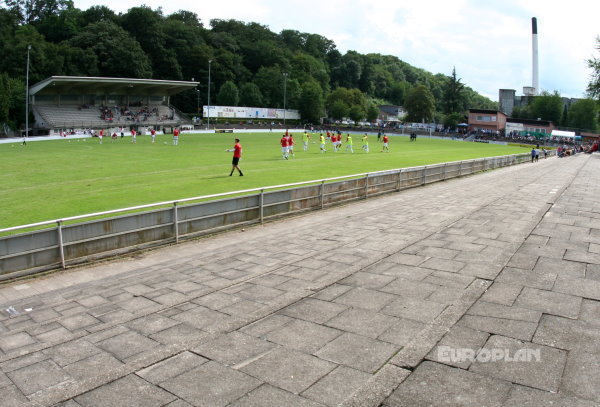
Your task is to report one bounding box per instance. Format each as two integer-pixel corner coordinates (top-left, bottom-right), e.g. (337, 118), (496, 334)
(1, 154), (600, 407)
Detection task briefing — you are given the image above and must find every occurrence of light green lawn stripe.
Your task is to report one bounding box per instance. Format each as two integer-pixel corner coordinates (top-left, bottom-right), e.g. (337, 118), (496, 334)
(0, 132), (527, 228)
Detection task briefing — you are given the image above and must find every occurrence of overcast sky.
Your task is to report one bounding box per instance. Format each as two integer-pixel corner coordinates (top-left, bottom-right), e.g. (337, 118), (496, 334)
(73, 0), (599, 101)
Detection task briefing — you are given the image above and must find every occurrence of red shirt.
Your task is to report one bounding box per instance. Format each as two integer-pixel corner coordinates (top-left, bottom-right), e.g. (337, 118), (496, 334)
(280, 137), (288, 147)
(151, 129), (156, 135)
(173, 129), (179, 137)
(131, 129), (136, 136)
(288, 136), (294, 146)
(233, 142), (242, 158)
(383, 135), (388, 143)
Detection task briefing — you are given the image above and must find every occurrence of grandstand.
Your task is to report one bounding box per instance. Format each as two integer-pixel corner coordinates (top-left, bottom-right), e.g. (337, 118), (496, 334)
(29, 76), (198, 134)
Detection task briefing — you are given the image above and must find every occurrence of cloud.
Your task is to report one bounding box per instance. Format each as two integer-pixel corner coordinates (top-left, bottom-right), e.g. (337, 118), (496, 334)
(73, 0), (599, 100)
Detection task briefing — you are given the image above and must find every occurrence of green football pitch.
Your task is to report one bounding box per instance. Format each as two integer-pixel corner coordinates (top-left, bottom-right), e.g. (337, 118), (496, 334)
(0, 132), (528, 229)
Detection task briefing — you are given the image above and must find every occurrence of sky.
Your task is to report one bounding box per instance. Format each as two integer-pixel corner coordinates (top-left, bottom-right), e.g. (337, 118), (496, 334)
(72, 0), (599, 101)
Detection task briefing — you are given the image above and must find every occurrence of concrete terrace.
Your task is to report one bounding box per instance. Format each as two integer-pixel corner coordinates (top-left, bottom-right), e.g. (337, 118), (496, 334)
(1, 153), (599, 407)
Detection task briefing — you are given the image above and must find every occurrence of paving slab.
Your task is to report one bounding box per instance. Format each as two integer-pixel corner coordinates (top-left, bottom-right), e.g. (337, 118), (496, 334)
(480, 282), (523, 306)
(0, 153), (597, 407)
(514, 286), (582, 319)
(466, 300), (542, 322)
(560, 350), (600, 402)
(381, 296), (447, 323)
(300, 365), (371, 407)
(97, 330), (160, 361)
(468, 334), (567, 392)
(496, 266), (556, 289)
(264, 319), (341, 354)
(503, 385), (598, 407)
(0, 331), (37, 353)
(193, 331), (275, 366)
(278, 298), (347, 324)
(314, 332), (398, 373)
(75, 374), (176, 407)
(63, 352), (124, 382)
(160, 361), (261, 407)
(240, 348), (336, 394)
(333, 287), (397, 311)
(533, 314), (600, 355)
(42, 339), (102, 367)
(230, 384), (325, 407)
(458, 315), (538, 341)
(425, 325), (490, 369)
(383, 361), (511, 407)
(0, 385), (30, 407)
(377, 317), (428, 346)
(7, 359), (70, 395)
(135, 351), (207, 385)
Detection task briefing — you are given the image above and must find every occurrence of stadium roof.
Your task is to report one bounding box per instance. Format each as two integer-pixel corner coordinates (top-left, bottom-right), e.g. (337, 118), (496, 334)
(468, 109), (506, 115)
(29, 76), (199, 97)
(507, 117), (553, 126)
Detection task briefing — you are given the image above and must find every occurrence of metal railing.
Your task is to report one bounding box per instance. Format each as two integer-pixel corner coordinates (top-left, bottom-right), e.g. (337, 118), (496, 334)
(0, 153), (531, 280)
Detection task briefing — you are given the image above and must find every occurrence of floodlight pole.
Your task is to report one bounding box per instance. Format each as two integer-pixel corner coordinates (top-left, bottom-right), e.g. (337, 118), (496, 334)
(283, 72), (288, 128)
(207, 60), (212, 130)
(25, 45), (31, 139)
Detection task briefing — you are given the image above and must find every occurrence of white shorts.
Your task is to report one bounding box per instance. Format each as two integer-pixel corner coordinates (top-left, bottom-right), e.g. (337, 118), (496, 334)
(289, 145), (294, 151)
(281, 146), (289, 153)
(383, 142), (388, 147)
(320, 143), (325, 149)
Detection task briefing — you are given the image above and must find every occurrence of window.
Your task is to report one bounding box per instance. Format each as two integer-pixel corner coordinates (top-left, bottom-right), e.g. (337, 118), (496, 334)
(475, 115), (496, 122)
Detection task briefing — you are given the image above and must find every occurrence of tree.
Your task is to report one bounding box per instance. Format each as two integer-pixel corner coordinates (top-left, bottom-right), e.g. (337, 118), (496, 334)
(35, 6), (82, 43)
(568, 99), (598, 131)
(443, 112), (464, 129)
(4, 0), (74, 25)
(442, 67), (466, 114)
(588, 37), (600, 100)
(298, 80), (324, 124)
(121, 6), (181, 80)
(348, 105), (365, 123)
(329, 100), (349, 120)
(80, 5), (118, 26)
(560, 104), (569, 126)
(285, 79), (301, 109)
(254, 66), (284, 107)
(387, 81), (407, 105)
(404, 84), (436, 122)
(325, 87), (367, 116)
(529, 91), (563, 124)
(366, 103), (379, 122)
(0, 3), (501, 130)
(217, 81), (239, 106)
(239, 83), (263, 107)
(68, 21), (152, 78)
(0, 73), (25, 129)
(511, 105), (529, 119)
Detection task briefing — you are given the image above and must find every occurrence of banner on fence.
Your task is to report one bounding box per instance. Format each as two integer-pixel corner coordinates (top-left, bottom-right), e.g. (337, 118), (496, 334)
(203, 105), (300, 120)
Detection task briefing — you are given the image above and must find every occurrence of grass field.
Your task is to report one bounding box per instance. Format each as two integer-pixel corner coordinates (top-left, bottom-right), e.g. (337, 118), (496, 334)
(0, 132), (528, 229)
